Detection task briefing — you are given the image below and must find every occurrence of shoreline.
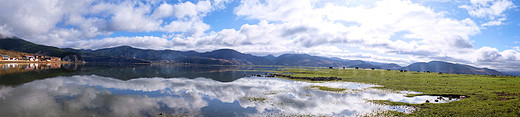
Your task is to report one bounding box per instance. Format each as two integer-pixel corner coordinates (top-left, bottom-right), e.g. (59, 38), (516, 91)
(0, 60), (72, 64)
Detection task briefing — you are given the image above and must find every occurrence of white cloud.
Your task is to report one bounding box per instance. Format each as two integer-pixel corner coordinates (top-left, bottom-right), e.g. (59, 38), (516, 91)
(459, 0), (516, 26)
(475, 46), (502, 62)
(151, 3), (174, 19)
(74, 36), (171, 50)
(0, 0), (518, 71)
(0, 0), (68, 36)
(98, 0), (488, 69)
(481, 17), (506, 26)
(0, 25), (14, 38)
(109, 2), (161, 32)
(460, 0), (515, 18)
(514, 46), (520, 51)
(229, 0), (480, 62)
(0, 0), (223, 47)
(173, 1), (212, 18)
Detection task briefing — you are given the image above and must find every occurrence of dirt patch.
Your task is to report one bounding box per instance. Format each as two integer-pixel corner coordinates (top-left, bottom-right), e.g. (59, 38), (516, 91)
(494, 92), (518, 101)
(258, 73), (342, 81)
(497, 97), (515, 101)
(494, 92), (518, 96)
(428, 94), (469, 99)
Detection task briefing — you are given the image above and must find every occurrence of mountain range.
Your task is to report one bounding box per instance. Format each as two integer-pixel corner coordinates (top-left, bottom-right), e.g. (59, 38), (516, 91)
(0, 37), (510, 76)
(402, 61), (506, 76)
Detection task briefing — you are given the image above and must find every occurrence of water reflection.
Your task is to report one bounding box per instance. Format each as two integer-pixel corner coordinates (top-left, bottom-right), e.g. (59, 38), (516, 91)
(69, 64), (271, 81)
(0, 63), (79, 86)
(0, 65), (460, 116)
(0, 63), (63, 74)
(0, 64), (275, 86)
(0, 75), (454, 116)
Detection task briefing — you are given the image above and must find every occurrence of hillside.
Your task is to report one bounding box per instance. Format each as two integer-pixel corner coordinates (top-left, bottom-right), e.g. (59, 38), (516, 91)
(0, 37), (77, 58)
(0, 49), (33, 58)
(0, 37), (150, 63)
(200, 49), (272, 65)
(347, 63), (382, 69)
(379, 63), (402, 70)
(73, 46), (264, 65)
(401, 61), (506, 76)
(273, 54), (365, 67)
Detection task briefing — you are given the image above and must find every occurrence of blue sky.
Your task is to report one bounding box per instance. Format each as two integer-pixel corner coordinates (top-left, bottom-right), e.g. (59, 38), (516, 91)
(0, 0), (519, 71)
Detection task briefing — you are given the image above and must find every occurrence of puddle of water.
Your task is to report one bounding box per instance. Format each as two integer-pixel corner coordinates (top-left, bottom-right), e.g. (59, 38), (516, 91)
(0, 75), (458, 116)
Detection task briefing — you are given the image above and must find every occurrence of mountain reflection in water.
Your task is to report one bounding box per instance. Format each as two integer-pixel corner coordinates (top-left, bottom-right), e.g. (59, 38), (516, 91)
(0, 64), (455, 116)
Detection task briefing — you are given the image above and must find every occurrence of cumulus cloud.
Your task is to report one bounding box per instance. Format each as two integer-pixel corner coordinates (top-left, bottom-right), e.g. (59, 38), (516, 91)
(0, 0), (518, 71)
(0, 0), (223, 47)
(459, 0), (516, 26)
(456, 46), (520, 71)
(151, 3), (174, 19)
(514, 46), (520, 51)
(0, 25), (14, 38)
(73, 36), (171, 50)
(109, 1), (161, 32)
(475, 46), (502, 62)
(226, 0), (482, 61)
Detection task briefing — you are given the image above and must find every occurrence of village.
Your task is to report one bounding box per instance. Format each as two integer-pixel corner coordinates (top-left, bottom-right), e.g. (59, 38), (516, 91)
(0, 50), (66, 74)
(1, 54), (61, 62)
(0, 49), (64, 63)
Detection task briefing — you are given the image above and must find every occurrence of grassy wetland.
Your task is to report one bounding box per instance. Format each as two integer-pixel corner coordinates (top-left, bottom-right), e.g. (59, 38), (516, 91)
(273, 68), (520, 116)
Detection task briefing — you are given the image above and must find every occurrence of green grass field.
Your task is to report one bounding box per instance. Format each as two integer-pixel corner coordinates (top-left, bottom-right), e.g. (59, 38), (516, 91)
(275, 68), (520, 116)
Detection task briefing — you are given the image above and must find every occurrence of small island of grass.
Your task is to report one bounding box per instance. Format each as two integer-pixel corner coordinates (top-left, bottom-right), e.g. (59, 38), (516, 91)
(308, 85), (347, 92)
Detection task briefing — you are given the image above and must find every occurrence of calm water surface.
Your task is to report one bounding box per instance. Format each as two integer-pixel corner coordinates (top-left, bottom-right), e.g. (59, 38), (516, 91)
(0, 64), (456, 116)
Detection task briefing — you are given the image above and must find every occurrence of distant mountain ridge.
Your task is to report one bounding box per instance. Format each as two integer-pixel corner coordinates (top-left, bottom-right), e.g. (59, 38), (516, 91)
(0, 37), (510, 76)
(83, 46), (391, 67)
(78, 46), (510, 76)
(401, 61), (507, 76)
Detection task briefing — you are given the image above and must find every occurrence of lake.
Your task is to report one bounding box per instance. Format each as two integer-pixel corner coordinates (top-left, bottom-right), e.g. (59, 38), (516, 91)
(0, 63), (456, 116)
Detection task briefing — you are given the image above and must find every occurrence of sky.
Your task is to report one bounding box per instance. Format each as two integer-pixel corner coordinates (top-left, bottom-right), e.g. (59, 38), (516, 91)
(0, 0), (519, 71)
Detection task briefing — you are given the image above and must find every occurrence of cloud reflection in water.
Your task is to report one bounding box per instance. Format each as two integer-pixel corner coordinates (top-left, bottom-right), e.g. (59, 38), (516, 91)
(0, 75), (452, 116)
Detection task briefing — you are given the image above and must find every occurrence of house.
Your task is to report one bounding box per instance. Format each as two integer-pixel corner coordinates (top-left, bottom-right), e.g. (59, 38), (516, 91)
(50, 57), (61, 61)
(35, 55), (46, 60)
(22, 55), (35, 61)
(44, 57), (61, 61)
(1, 55), (9, 60)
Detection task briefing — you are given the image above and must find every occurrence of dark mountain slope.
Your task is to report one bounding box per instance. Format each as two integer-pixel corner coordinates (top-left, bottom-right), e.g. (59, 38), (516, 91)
(348, 63), (382, 69)
(379, 63), (401, 70)
(0, 37), (77, 58)
(401, 61), (506, 75)
(274, 54), (349, 67)
(200, 49), (272, 65)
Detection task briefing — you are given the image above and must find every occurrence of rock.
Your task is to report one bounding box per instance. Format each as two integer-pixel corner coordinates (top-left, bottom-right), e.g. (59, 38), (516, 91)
(61, 54), (84, 63)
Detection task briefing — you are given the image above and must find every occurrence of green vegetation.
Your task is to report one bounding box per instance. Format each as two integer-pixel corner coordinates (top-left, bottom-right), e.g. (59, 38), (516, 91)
(361, 110), (406, 117)
(245, 97), (267, 103)
(308, 85), (347, 92)
(275, 68), (520, 116)
(0, 38), (77, 58)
